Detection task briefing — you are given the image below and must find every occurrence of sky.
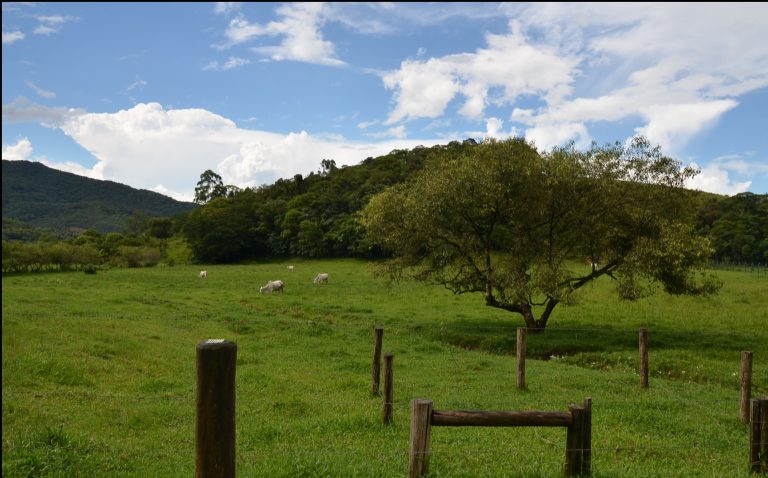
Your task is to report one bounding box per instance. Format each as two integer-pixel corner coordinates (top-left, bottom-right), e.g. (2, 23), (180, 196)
(2, 2), (768, 202)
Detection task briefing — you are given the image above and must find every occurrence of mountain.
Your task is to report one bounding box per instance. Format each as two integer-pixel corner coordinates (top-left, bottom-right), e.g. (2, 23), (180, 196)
(2, 160), (196, 238)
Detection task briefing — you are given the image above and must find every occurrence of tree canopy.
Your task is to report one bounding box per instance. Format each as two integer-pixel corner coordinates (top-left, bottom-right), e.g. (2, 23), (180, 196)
(361, 136), (721, 330)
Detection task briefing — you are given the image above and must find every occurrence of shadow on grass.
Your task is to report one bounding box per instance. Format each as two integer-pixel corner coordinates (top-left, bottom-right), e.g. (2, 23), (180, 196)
(424, 319), (764, 359)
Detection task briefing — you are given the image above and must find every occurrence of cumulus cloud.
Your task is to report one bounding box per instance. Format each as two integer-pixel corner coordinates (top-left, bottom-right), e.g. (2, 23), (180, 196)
(382, 20), (578, 125)
(379, 3), (767, 165)
(2, 136), (96, 178)
(525, 122), (591, 151)
(465, 117), (518, 141)
(8, 102), (442, 201)
(2, 137), (34, 161)
(222, 3), (345, 66)
(686, 162), (752, 196)
(509, 3), (767, 153)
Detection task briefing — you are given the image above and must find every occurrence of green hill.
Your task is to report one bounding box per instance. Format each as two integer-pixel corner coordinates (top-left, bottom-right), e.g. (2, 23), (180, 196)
(2, 159), (196, 238)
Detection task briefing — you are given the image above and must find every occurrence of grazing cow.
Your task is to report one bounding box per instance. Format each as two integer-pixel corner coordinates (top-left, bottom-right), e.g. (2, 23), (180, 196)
(313, 273), (329, 284)
(260, 279), (284, 293)
(287, 265), (295, 272)
(199, 270), (208, 278)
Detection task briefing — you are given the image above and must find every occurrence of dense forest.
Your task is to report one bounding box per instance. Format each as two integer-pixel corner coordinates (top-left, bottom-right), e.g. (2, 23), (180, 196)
(2, 140), (767, 273)
(2, 159), (196, 238)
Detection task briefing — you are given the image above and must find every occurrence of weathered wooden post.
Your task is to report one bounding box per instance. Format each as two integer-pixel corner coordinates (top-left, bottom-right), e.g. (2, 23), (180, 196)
(382, 353), (394, 425)
(371, 327), (384, 396)
(408, 399), (433, 478)
(750, 397), (768, 474)
(196, 339), (237, 478)
(565, 397), (592, 476)
(517, 327), (526, 390)
(639, 328), (649, 388)
(741, 351), (753, 424)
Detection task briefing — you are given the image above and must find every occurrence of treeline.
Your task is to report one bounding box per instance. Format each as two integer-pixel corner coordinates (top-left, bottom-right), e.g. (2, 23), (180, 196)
(181, 141), (472, 262)
(696, 192), (768, 264)
(1, 219), (192, 274)
(181, 141), (767, 265)
(3, 140), (766, 272)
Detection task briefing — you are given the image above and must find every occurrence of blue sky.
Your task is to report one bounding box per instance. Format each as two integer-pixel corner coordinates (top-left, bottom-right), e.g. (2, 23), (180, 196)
(3, 2), (767, 201)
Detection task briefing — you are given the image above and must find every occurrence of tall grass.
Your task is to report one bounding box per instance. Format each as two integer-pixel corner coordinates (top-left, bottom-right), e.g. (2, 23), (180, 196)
(3, 260), (767, 477)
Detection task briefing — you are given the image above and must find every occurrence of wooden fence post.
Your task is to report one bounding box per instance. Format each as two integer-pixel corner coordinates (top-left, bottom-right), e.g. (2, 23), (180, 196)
(382, 353), (394, 425)
(639, 328), (649, 388)
(517, 327), (526, 390)
(408, 399), (433, 478)
(196, 339), (237, 478)
(371, 327), (384, 396)
(741, 351), (753, 424)
(565, 398), (591, 476)
(750, 397), (768, 474)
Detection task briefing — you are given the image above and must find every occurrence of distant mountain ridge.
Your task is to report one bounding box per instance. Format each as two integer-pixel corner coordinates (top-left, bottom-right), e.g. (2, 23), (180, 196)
(2, 159), (196, 237)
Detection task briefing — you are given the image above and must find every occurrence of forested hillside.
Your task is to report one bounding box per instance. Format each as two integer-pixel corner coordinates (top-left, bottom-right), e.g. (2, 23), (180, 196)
(181, 141), (474, 262)
(3, 141), (766, 269)
(2, 159), (196, 239)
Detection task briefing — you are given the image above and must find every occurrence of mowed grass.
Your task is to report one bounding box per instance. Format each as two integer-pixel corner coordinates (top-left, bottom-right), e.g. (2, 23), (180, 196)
(2, 260), (767, 477)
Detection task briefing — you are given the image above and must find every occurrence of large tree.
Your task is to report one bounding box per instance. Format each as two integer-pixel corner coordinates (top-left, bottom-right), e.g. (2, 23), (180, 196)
(194, 169), (228, 205)
(361, 137), (721, 330)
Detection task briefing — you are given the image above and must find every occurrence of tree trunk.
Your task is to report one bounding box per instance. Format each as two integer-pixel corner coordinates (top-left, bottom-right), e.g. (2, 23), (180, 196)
(484, 294), (558, 332)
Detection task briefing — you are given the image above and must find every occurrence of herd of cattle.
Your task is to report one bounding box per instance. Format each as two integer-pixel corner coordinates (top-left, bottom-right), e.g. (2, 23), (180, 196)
(198, 267), (329, 294)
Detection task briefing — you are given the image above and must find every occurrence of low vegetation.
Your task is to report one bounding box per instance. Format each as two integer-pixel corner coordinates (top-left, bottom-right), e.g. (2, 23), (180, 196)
(3, 260), (766, 477)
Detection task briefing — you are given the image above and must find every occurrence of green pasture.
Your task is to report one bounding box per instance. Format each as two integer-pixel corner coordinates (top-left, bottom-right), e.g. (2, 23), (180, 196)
(2, 260), (767, 477)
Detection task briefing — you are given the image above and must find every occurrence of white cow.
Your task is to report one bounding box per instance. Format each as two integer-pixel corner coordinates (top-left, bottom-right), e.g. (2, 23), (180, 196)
(313, 273), (329, 284)
(199, 270), (208, 278)
(287, 265), (295, 272)
(260, 279), (284, 293)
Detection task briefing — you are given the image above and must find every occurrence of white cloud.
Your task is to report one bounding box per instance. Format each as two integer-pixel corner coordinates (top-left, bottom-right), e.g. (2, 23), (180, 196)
(127, 79), (148, 92)
(465, 117), (518, 141)
(1, 136), (97, 179)
(380, 3), (768, 160)
(369, 125), (407, 139)
(686, 162), (751, 196)
(500, 3), (768, 153)
(223, 3), (345, 67)
(2, 31), (25, 44)
(524, 121), (591, 151)
(635, 100), (738, 155)
(26, 81), (56, 99)
(2, 137), (34, 161)
(32, 14), (75, 36)
(203, 56), (250, 71)
(11, 102), (441, 201)
(382, 19), (578, 124)
(356, 120), (378, 130)
(382, 58), (460, 123)
(214, 2), (242, 15)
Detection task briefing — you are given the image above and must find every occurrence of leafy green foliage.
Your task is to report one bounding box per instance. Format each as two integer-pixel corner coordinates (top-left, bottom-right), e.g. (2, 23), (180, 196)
(180, 142), (462, 262)
(697, 192), (768, 263)
(362, 137), (720, 329)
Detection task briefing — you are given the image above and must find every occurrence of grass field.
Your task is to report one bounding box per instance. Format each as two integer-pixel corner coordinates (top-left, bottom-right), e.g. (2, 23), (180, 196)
(2, 260), (767, 477)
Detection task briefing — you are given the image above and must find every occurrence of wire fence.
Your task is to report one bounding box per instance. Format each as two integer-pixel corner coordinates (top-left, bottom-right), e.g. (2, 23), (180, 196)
(3, 314), (767, 476)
